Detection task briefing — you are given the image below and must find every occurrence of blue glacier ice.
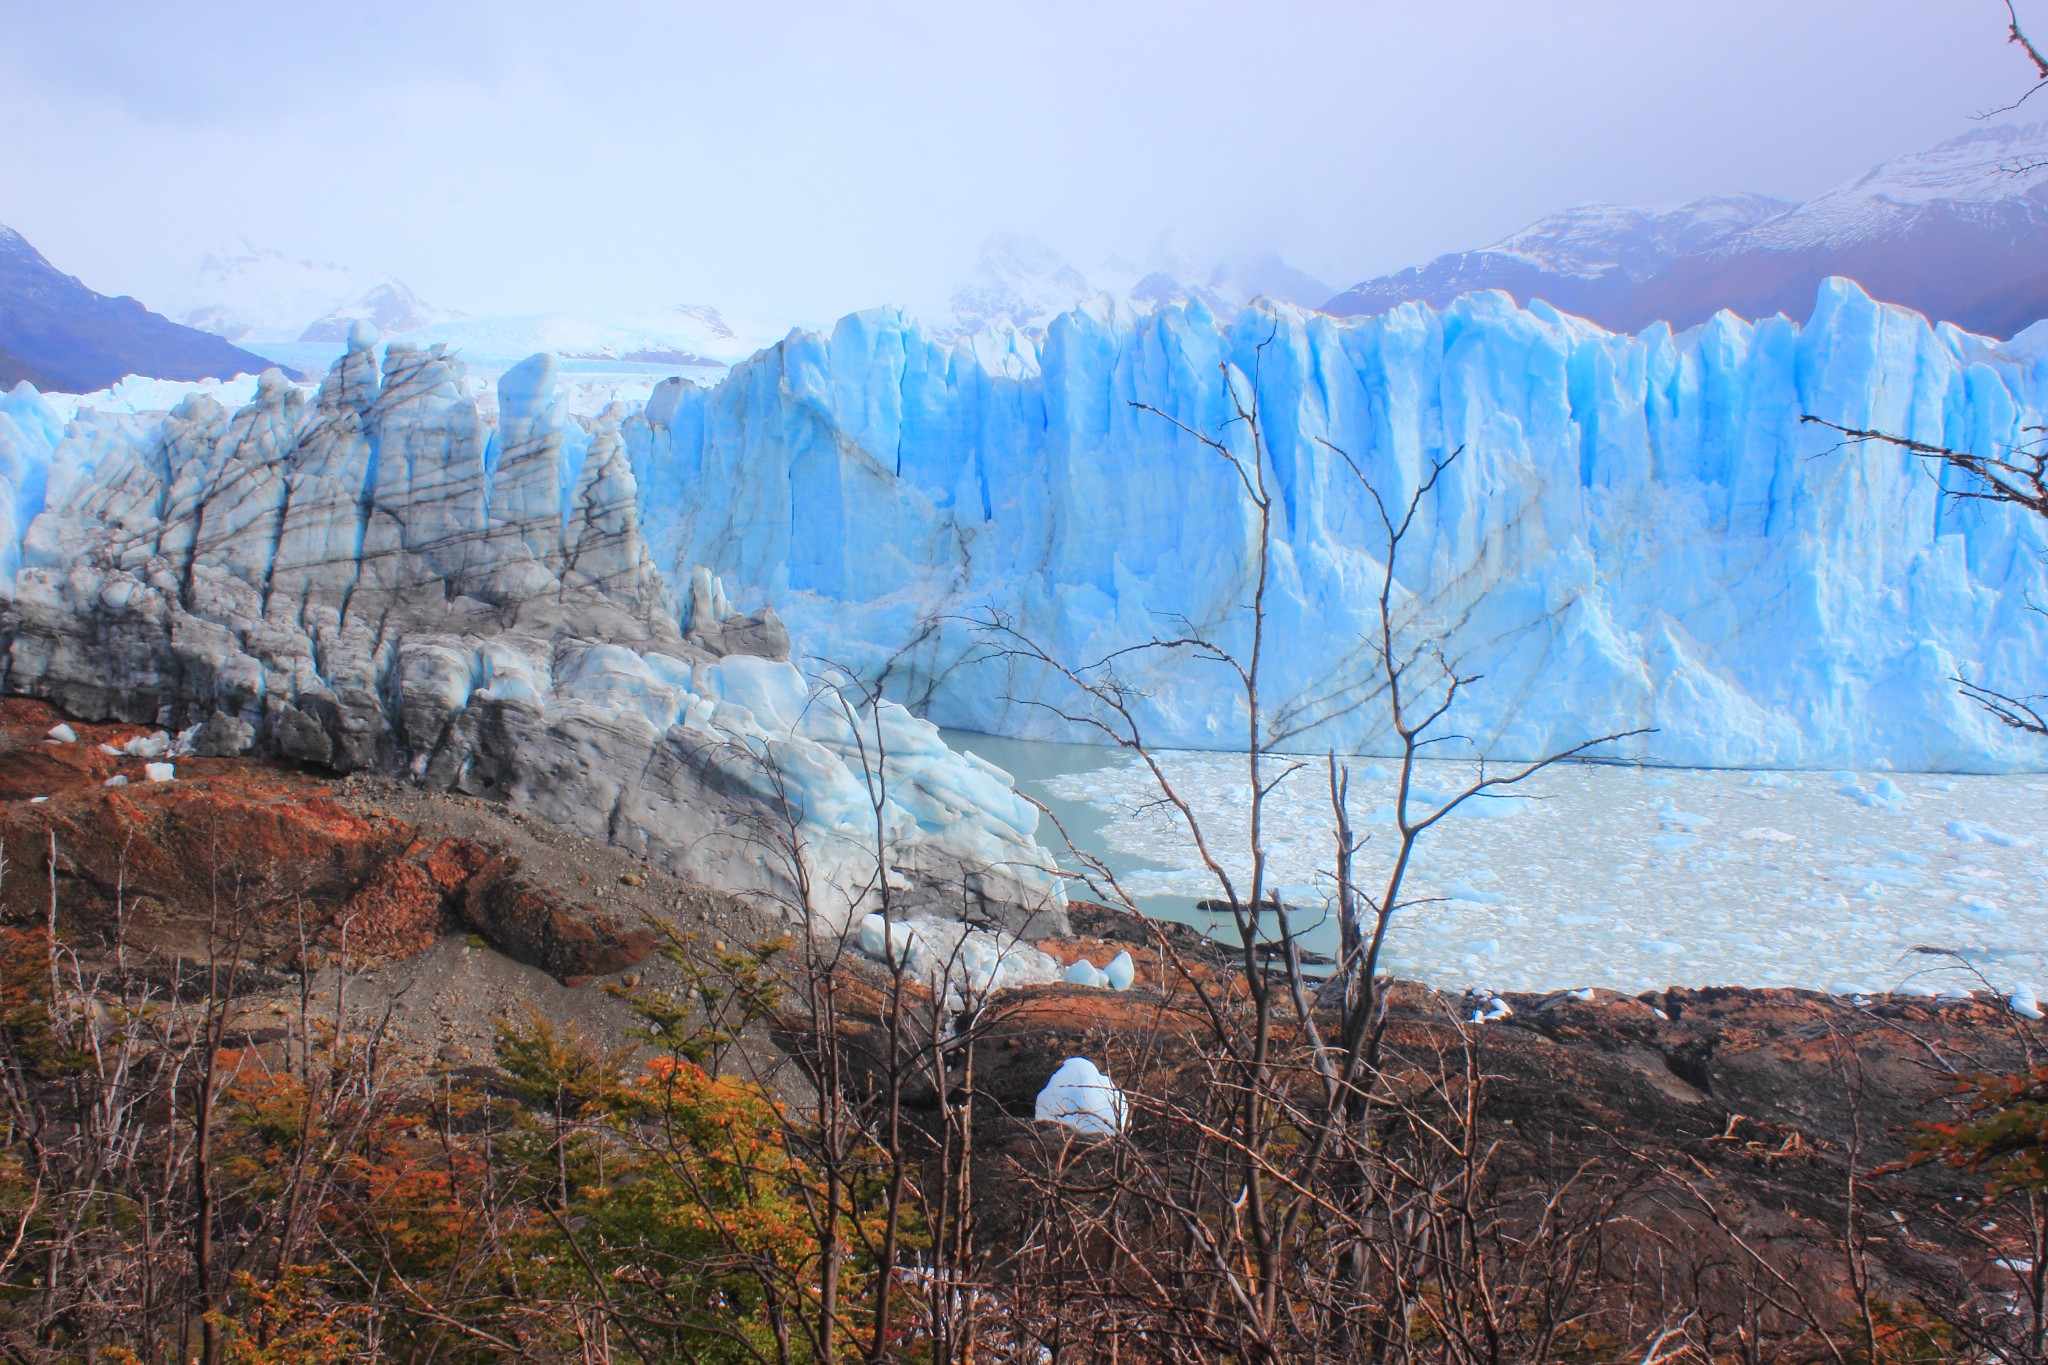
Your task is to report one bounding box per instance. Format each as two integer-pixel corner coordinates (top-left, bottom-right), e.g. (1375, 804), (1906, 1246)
(629, 279), (2048, 771)
(2, 275), (2046, 800)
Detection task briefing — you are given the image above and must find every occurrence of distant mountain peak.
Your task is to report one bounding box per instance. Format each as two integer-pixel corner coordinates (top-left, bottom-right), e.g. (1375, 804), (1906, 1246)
(1325, 120), (2048, 339)
(0, 223), (286, 393)
(939, 234), (1333, 339)
(171, 244), (453, 345)
(297, 278), (460, 344)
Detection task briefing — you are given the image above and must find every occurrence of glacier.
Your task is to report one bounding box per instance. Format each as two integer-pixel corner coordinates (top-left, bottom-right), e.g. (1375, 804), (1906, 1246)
(0, 276), (2042, 943)
(0, 327), (1066, 934)
(632, 278), (2048, 771)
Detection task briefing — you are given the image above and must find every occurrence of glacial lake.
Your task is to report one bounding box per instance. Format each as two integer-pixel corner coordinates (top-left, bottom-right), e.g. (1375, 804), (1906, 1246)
(944, 731), (2048, 1000)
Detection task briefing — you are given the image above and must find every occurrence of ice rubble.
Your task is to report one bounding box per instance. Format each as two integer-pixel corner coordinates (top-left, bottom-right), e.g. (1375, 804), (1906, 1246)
(1034, 747), (2048, 1000)
(853, 911), (1061, 996)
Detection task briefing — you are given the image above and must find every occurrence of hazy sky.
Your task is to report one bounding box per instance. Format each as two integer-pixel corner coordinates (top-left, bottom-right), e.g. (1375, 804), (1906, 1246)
(1, 2), (2041, 327)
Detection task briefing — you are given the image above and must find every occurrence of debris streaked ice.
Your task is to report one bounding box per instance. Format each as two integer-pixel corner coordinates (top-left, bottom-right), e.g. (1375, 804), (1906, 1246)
(1033, 748), (2048, 998)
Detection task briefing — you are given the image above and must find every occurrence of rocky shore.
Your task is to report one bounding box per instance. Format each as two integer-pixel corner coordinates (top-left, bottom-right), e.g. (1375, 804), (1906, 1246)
(0, 693), (2025, 1319)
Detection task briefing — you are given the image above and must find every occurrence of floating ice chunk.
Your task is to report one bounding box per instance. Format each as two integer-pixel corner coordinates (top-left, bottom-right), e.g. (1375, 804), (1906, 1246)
(44, 724), (74, 743)
(1103, 950), (1135, 991)
(1838, 864), (1923, 888)
(1655, 799), (1711, 828)
(1837, 778), (1903, 810)
(103, 775), (127, 787)
(1746, 771), (1801, 789)
(1063, 958), (1110, 988)
(1033, 1058), (1127, 1136)
(123, 732), (170, 759)
(1651, 833), (1701, 853)
(1644, 939), (1686, 955)
(1948, 819), (2029, 848)
(2010, 984), (2044, 1020)
(144, 762), (175, 783)
(1738, 827), (1795, 843)
(1443, 881), (1507, 906)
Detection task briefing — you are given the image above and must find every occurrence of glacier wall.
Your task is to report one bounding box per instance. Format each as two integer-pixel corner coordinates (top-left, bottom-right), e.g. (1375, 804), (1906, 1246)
(0, 332), (1066, 933)
(0, 275), (2044, 793)
(630, 280), (2048, 771)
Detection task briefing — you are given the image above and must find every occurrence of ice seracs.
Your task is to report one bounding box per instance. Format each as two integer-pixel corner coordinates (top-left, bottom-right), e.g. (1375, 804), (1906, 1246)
(7, 275), (2048, 962)
(629, 278), (2048, 773)
(0, 325), (1066, 937)
(10, 280), (2048, 774)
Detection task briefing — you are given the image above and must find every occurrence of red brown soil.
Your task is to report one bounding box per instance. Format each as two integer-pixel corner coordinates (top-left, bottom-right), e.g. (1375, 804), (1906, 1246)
(0, 697), (702, 981)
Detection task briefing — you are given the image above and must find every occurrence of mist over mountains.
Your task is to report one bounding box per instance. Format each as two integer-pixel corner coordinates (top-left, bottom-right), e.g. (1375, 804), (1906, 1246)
(1325, 122), (2048, 339)
(0, 227), (283, 393)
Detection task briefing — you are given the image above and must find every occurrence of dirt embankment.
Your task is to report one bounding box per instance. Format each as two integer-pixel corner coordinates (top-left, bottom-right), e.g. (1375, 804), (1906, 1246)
(0, 696), (2028, 1312)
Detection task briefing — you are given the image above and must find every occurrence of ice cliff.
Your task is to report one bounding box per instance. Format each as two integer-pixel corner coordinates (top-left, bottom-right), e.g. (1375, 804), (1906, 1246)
(0, 272), (2043, 945)
(628, 279), (2048, 772)
(0, 326), (1066, 934)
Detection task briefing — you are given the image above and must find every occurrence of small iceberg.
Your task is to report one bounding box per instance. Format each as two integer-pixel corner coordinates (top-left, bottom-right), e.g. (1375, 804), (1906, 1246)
(1063, 950), (1136, 990)
(124, 732), (171, 760)
(1034, 1057), (1128, 1136)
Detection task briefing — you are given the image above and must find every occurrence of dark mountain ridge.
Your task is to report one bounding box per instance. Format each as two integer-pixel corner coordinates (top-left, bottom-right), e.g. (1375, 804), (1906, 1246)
(0, 225), (290, 393)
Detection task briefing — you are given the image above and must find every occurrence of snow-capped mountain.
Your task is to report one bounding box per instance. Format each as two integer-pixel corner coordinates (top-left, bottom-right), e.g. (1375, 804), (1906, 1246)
(171, 244), (787, 381)
(939, 234), (1332, 337)
(297, 279), (455, 343)
(0, 224), (283, 392)
(1327, 122), (2048, 338)
(169, 243), (457, 344)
